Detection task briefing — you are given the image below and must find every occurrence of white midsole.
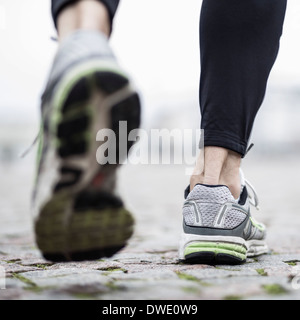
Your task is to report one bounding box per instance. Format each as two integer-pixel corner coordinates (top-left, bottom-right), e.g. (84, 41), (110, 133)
(246, 239), (269, 257)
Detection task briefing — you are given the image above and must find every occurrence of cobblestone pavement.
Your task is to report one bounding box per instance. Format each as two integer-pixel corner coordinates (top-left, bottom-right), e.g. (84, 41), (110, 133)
(0, 155), (300, 300)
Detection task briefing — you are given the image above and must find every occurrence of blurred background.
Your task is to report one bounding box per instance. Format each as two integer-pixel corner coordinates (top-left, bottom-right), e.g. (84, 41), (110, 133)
(0, 0), (300, 161)
(0, 1), (299, 242)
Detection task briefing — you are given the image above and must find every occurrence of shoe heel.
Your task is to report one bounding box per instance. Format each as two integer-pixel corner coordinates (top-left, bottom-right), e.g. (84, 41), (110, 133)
(180, 234), (248, 265)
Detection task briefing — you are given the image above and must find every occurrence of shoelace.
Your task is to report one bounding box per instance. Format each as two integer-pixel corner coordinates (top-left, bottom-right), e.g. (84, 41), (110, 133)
(239, 167), (260, 211)
(245, 178), (260, 211)
(19, 36), (58, 158)
(19, 128), (41, 159)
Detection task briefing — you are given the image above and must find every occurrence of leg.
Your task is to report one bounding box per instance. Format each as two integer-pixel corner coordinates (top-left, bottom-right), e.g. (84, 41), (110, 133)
(191, 147), (241, 199)
(191, 0), (287, 198)
(56, 0), (111, 40)
(52, 0), (119, 36)
(33, 0), (141, 262)
(180, 0), (287, 265)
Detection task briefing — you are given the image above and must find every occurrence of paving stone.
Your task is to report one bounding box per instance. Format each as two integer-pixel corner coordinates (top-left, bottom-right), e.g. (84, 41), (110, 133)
(1, 158), (300, 300)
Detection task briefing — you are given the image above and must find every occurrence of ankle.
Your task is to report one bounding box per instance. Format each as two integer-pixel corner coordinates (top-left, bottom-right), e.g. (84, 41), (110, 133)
(57, 0), (111, 41)
(219, 170), (241, 199)
(219, 151), (241, 199)
(190, 147), (242, 199)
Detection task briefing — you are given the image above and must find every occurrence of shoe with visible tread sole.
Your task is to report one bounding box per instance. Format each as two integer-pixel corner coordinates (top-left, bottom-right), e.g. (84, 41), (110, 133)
(179, 176), (268, 265)
(32, 31), (141, 262)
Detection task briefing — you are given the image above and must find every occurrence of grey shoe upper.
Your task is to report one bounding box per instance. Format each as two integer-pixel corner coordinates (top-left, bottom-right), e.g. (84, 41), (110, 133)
(183, 184), (266, 241)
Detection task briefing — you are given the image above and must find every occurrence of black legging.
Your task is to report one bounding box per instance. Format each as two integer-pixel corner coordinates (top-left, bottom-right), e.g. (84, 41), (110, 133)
(199, 0), (286, 156)
(52, 0), (287, 157)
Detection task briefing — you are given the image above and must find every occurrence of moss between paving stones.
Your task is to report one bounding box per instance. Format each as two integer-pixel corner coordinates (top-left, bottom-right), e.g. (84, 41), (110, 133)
(256, 269), (268, 277)
(98, 267), (128, 273)
(175, 271), (211, 287)
(261, 284), (288, 295)
(284, 260), (300, 266)
(176, 271), (199, 282)
(12, 273), (43, 292)
(223, 295), (243, 300)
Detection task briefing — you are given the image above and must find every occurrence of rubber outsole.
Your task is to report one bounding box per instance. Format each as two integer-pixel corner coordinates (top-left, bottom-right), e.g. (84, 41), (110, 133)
(35, 191), (135, 262)
(183, 252), (245, 265)
(35, 63), (140, 262)
(43, 246), (125, 262)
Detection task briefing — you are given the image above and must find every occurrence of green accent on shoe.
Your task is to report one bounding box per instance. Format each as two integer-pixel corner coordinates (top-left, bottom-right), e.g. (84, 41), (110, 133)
(184, 241), (247, 261)
(52, 62), (128, 123)
(249, 217), (265, 232)
(34, 125), (44, 184)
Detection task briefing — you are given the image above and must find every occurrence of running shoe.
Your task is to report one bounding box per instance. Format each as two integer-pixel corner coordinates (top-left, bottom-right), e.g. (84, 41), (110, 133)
(179, 174), (268, 265)
(32, 30), (141, 262)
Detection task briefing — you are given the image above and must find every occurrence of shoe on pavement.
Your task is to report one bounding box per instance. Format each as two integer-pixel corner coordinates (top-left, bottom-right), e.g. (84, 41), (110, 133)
(32, 30), (141, 262)
(179, 175), (268, 265)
